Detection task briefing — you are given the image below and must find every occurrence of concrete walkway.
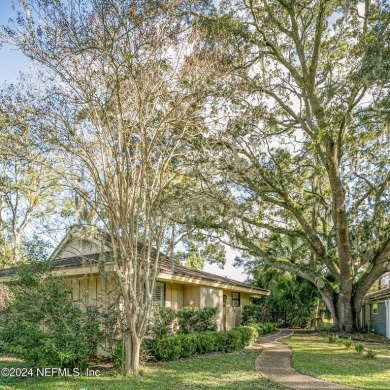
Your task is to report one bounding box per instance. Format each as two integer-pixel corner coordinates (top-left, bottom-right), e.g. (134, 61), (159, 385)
(255, 330), (358, 390)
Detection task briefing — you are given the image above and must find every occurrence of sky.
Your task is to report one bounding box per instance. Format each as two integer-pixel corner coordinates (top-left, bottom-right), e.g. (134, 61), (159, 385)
(0, 0), (249, 282)
(0, 1), (31, 83)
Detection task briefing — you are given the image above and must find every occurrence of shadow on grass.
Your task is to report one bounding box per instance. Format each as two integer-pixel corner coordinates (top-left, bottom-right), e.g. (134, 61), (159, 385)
(0, 346), (287, 390)
(286, 334), (390, 390)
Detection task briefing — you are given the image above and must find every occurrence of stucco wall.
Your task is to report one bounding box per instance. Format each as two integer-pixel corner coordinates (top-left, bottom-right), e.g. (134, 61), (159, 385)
(183, 284), (201, 308)
(165, 282), (184, 310)
(223, 290), (250, 330)
(200, 286), (224, 330)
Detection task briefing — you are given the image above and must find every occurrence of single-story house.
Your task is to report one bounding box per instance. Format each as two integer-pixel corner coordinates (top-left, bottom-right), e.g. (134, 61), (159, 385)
(0, 226), (269, 333)
(360, 286), (390, 339)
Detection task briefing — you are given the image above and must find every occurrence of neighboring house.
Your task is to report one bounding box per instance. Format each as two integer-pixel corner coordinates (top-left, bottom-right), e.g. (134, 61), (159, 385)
(360, 287), (390, 339)
(0, 226), (269, 333)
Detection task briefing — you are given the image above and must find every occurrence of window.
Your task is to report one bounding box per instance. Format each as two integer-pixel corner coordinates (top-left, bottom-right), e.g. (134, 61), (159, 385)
(232, 292), (240, 307)
(152, 282), (165, 307)
(372, 303), (378, 315)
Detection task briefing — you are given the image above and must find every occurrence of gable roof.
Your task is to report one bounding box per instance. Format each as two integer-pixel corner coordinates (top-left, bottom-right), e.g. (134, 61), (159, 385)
(0, 226), (269, 295)
(365, 287), (390, 302)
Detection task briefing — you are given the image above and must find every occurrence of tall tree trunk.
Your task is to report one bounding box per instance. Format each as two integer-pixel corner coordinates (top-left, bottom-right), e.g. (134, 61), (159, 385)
(124, 333), (141, 376)
(326, 293), (363, 332)
(320, 287), (359, 332)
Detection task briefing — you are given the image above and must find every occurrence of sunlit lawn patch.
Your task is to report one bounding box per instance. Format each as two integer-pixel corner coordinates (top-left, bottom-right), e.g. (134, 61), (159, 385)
(285, 333), (390, 390)
(0, 344), (286, 390)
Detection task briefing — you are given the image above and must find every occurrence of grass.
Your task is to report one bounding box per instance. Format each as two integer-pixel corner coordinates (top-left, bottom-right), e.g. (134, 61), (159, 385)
(285, 333), (390, 390)
(0, 344), (287, 390)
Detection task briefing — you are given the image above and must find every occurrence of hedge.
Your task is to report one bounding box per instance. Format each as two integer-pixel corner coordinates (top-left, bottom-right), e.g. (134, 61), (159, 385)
(241, 321), (276, 336)
(152, 326), (258, 361)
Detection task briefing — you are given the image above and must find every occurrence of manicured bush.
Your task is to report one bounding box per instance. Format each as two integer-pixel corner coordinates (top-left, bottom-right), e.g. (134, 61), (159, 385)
(236, 326), (259, 345)
(355, 343), (365, 354)
(257, 322), (277, 335)
(177, 333), (198, 357)
(196, 331), (219, 353)
(152, 326), (257, 361)
(152, 336), (182, 361)
(177, 307), (218, 334)
(214, 330), (229, 352)
(225, 329), (244, 351)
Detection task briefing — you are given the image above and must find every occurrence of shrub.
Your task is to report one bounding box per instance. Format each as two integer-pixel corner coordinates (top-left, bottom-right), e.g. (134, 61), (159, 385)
(152, 326), (257, 361)
(177, 334), (198, 357)
(176, 307), (218, 334)
(214, 330), (229, 352)
(196, 331), (218, 354)
(225, 329), (244, 351)
(148, 307), (176, 339)
(258, 322), (277, 335)
(365, 349), (377, 359)
(343, 337), (354, 349)
(152, 336), (182, 361)
(242, 304), (264, 325)
(0, 261), (100, 368)
(336, 337), (344, 346)
(355, 343), (365, 354)
(236, 326), (259, 345)
(328, 334), (339, 343)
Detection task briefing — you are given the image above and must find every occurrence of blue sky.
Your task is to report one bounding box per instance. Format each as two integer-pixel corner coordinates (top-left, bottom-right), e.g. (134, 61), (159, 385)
(0, 0), (30, 84)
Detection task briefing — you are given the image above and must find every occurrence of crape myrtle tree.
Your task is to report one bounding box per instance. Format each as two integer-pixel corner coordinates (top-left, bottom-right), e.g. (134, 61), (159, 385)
(189, 0), (390, 331)
(1, 0), (208, 375)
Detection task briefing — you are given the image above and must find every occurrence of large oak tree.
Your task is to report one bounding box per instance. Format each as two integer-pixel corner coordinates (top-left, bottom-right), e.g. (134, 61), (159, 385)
(191, 0), (390, 331)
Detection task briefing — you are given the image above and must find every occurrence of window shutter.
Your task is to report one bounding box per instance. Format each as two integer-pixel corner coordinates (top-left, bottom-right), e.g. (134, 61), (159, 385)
(153, 282), (165, 307)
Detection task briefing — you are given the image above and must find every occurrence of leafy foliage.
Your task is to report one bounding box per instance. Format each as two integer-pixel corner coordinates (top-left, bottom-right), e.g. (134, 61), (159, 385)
(176, 307), (218, 334)
(188, 0), (390, 331)
(152, 326), (258, 361)
(148, 307), (176, 340)
(355, 343), (365, 354)
(242, 304), (270, 325)
(247, 267), (321, 328)
(175, 239), (226, 270)
(0, 260), (100, 368)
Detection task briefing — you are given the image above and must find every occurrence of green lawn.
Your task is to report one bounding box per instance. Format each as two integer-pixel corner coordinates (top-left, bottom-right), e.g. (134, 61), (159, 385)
(0, 344), (286, 390)
(285, 333), (390, 390)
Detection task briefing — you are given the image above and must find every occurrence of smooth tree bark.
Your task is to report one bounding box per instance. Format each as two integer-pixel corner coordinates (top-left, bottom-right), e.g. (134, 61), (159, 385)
(189, 0), (390, 331)
(2, 0), (206, 374)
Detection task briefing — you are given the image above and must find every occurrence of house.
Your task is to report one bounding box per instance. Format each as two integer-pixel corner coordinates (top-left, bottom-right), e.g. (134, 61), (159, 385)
(0, 226), (269, 333)
(360, 287), (390, 339)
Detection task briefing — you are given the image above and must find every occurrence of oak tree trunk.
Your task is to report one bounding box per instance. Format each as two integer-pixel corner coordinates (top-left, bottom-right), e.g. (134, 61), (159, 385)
(325, 292), (364, 332)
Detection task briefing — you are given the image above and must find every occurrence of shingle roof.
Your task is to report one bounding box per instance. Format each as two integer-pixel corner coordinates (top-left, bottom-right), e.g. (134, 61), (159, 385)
(365, 287), (390, 302)
(0, 251), (269, 294)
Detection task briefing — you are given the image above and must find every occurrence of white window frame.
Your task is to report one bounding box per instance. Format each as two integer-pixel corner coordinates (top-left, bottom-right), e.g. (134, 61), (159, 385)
(152, 281), (165, 307)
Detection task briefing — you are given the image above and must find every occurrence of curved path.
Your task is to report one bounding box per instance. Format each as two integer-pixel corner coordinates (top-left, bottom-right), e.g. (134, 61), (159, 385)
(255, 330), (359, 390)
